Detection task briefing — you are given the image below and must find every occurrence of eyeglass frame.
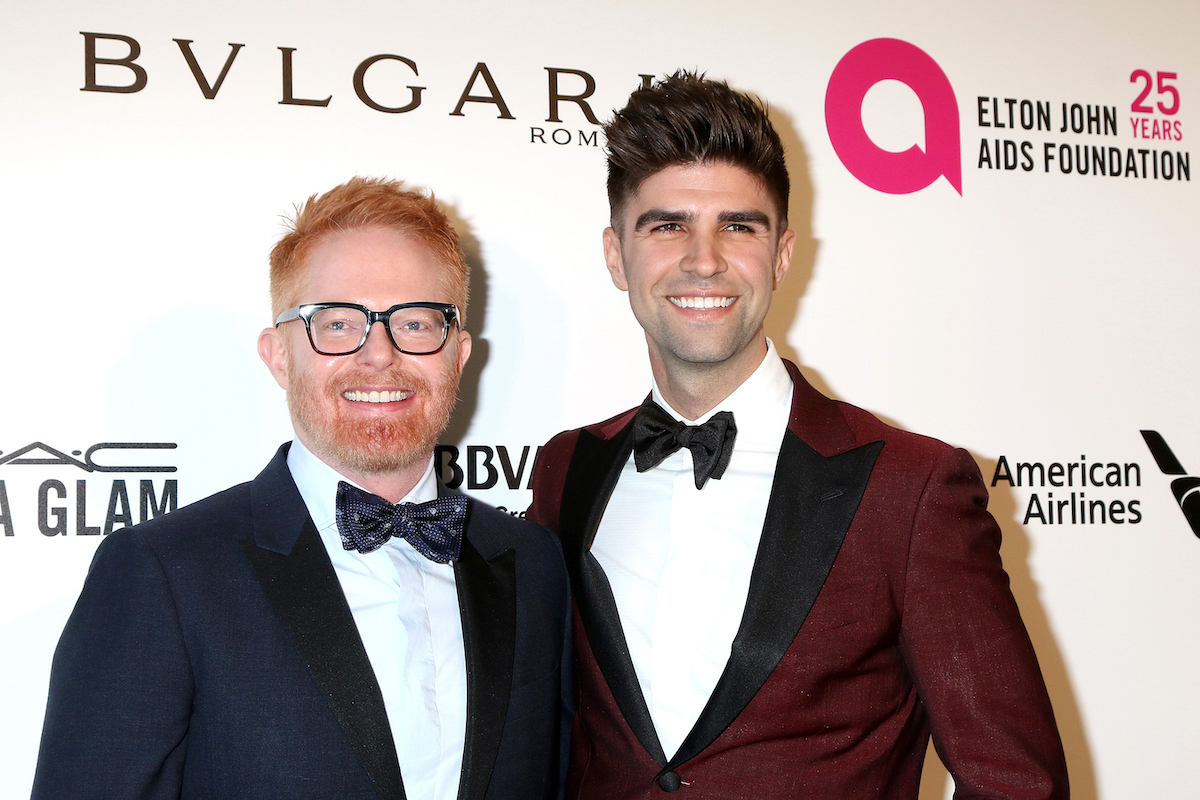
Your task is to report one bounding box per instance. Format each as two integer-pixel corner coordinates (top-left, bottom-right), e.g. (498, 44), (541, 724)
(274, 301), (461, 356)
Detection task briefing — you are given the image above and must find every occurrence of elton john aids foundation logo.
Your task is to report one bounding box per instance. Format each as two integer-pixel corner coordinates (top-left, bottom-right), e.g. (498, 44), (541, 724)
(825, 38), (962, 195)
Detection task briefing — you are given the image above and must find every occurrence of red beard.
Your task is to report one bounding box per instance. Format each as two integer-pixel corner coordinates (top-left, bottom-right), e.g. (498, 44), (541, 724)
(287, 360), (459, 476)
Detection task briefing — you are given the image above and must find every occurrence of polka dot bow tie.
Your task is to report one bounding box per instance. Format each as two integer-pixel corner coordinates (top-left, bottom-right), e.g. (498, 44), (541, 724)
(335, 481), (468, 563)
(631, 397), (737, 490)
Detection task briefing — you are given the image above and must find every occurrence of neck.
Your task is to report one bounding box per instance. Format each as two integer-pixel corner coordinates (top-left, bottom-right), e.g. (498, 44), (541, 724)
(341, 466), (428, 504)
(650, 339), (768, 421)
(297, 433), (431, 504)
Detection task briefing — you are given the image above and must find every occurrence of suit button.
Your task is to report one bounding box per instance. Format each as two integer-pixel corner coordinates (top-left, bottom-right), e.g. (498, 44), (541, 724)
(658, 771), (682, 792)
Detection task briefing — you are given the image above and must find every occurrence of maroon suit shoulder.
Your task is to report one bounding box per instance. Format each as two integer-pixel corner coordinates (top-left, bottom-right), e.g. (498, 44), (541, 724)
(527, 407), (638, 530)
(782, 358), (964, 465)
(527, 429), (578, 530)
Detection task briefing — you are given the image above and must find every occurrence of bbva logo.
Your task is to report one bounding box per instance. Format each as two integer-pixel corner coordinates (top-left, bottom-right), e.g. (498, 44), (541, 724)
(825, 38), (961, 195)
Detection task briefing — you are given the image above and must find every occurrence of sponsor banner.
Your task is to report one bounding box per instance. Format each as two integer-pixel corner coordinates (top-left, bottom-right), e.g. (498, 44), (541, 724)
(3, 1), (1198, 797)
(0, 442), (179, 538)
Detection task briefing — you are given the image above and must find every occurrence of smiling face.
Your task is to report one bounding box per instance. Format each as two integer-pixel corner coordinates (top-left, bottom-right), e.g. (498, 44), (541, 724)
(259, 226), (471, 485)
(604, 161), (794, 400)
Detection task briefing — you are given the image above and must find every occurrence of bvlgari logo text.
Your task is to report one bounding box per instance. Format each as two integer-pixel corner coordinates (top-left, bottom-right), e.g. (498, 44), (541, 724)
(79, 32), (647, 148)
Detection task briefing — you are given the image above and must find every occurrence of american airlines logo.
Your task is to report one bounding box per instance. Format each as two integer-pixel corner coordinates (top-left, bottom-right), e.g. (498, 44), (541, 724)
(1141, 430), (1200, 539)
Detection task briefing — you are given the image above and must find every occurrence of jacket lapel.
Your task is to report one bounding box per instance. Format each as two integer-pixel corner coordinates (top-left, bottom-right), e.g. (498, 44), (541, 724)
(564, 363), (883, 769)
(241, 446), (405, 800)
(451, 491), (517, 800)
(668, 432), (883, 767)
(560, 422), (668, 766)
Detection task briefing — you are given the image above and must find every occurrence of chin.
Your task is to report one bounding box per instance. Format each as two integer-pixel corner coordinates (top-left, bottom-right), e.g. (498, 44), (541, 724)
(290, 389), (458, 478)
(326, 417), (444, 475)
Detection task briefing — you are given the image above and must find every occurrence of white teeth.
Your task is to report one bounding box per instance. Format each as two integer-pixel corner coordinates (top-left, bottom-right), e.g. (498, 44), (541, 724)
(669, 296), (734, 309)
(344, 390), (410, 403)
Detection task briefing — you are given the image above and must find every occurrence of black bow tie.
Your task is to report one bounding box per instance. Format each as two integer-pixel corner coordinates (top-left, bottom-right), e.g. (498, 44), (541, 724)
(631, 398), (737, 490)
(335, 481), (467, 563)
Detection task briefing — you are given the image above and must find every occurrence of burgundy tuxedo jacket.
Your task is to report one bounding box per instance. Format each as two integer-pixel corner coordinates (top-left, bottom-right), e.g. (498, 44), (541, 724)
(527, 360), (1067, 799)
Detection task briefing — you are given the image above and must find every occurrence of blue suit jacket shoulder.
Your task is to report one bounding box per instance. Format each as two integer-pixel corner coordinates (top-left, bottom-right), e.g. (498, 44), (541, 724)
(32, 444), (571, 800)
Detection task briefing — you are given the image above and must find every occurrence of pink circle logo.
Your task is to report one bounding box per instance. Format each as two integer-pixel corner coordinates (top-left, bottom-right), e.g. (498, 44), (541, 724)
(825, 38), (961, 195)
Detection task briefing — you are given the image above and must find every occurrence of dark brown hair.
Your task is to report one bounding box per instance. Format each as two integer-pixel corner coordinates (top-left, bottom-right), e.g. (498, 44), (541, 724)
(604, 70), (790, 228)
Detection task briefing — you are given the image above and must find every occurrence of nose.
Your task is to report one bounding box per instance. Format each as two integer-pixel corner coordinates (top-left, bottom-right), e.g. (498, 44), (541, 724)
(354, 319), (403, 368)
(681, 229), (726, 278)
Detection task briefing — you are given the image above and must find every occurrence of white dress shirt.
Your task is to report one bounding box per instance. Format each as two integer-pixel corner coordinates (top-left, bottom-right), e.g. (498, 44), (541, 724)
(288, 440), (466, 800)
(591, 341), (793, 759)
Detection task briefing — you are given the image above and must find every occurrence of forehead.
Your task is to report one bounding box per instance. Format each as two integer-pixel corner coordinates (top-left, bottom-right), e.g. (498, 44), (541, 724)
(298, 226), (446, 304)
(621, 162), (779, 227)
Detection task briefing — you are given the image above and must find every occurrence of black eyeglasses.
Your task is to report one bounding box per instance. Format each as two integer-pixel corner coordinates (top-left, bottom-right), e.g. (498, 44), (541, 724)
(275, 302), (460, 356)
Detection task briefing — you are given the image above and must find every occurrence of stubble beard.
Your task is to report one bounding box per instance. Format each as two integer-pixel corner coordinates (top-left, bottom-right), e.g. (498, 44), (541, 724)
(646, 295), (758, 370)
(287, 359), (460, 476)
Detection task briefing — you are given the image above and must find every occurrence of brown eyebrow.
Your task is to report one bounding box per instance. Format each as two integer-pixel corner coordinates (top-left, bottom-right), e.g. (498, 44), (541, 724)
(632, 208), (773, 232)
(633, 209), (695, 231)
(718, 210), (772, 228)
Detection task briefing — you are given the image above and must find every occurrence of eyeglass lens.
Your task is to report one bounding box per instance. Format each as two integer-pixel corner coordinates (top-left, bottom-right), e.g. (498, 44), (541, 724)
(309, 306), (447, 354)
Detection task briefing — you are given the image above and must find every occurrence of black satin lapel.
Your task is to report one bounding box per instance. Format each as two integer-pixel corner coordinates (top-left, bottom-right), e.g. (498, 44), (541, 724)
(669, 434), (884, 767)
(580, 552), (667, 766)
(558, 426), (634, 557)
(454, 535), (516, 800)
(241, 523), (406, 800)
(561, 426), (667, 766)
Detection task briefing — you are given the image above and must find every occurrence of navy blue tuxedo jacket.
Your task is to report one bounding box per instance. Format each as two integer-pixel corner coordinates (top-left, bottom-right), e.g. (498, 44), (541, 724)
(32, 444), (571, 800)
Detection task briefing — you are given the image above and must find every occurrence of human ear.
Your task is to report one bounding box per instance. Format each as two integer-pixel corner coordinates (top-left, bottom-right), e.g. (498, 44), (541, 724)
(258, 327), (290, 390)
(773, 228), (796, 289)
(602, 227), (629, 291)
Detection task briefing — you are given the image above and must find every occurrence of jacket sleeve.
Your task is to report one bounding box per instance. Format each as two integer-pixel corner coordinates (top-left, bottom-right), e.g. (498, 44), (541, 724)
(31, 530), (194, 800)
(898, 447), (1069, 799)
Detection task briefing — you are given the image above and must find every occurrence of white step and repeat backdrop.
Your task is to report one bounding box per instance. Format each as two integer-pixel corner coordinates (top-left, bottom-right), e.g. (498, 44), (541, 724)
(3, 1), (1197, 797)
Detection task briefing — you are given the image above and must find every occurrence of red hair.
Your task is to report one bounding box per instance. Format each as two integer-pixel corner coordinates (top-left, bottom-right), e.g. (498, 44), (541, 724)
(269, 177), (469, 321)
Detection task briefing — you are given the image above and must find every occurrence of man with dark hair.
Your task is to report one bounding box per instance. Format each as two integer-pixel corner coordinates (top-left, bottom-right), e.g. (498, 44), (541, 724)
(33, 177), (571, 800)
(528, 72), (1068, 798)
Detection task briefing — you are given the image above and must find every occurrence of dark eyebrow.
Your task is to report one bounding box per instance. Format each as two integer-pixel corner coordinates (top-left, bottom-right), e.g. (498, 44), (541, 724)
(718, 210), (772, 228)
(633, 209), (695, 231)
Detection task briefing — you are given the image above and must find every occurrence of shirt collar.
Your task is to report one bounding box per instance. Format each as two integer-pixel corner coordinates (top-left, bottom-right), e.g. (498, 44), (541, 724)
(287, 438), (439, 531)
(650, 338), (793, 450)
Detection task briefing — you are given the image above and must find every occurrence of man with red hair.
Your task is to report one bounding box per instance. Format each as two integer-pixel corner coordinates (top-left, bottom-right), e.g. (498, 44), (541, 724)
(34, 177), (570, 800)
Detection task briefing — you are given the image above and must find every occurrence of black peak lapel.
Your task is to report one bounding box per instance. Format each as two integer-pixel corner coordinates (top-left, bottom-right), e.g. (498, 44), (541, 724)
(246, 444), (310, 555)
(454, 520), (517, 800)
(561, 424), (667, 766)
(668, 433), (884, 767)
(558, 426), (635, 556)
(242, 520), (405, 800)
